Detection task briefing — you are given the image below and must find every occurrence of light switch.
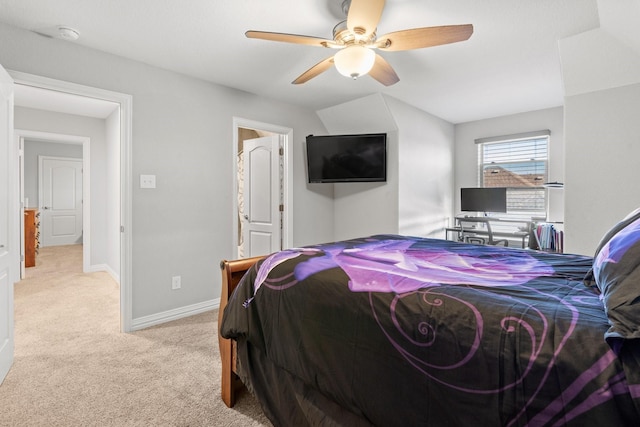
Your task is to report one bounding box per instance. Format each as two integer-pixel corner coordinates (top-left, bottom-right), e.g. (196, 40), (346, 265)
(140, 174), (156, 189)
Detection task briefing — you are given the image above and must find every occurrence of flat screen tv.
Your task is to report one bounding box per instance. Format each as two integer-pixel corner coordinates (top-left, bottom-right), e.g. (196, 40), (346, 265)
(461, 187), (507, 213)
(306, 133), (387, 183)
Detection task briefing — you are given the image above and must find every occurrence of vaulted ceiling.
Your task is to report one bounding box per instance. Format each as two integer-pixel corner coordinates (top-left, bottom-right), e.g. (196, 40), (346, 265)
(2, 0), (635, 123)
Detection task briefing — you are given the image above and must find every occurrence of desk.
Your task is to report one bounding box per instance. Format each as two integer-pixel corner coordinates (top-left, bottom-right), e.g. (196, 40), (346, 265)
(446, 217), (532, 249)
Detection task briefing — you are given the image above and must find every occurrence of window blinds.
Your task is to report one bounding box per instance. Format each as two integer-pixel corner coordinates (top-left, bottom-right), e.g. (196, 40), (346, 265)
(476, 130), (550, 218)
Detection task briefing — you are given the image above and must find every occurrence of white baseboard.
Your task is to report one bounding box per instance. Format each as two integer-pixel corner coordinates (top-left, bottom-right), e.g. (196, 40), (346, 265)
(130, 298), (222, 331)
(87, 263), (120, 284)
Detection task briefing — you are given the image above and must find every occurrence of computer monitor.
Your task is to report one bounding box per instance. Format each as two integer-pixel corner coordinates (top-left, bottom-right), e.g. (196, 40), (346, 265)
(460, 187), (507, 213)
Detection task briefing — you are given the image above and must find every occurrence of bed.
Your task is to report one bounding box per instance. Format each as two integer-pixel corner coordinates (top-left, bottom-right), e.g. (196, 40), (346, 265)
(219, 213), (640, 426)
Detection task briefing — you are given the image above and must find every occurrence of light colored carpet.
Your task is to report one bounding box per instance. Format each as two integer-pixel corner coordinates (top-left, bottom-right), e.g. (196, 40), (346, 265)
(0, 244), (271, 426)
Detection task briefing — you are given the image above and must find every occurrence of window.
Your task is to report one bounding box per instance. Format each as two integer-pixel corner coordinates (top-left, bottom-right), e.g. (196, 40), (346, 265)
(475, 130), (549, 220)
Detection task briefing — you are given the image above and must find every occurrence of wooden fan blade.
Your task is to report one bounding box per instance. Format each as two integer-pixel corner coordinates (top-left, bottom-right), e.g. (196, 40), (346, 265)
(292, 56), (335, 84)
(347, 0), (385, 38)
(246, 30), (338, 48)
(375, 24), (473, 51)
(368, 54), (399, 86)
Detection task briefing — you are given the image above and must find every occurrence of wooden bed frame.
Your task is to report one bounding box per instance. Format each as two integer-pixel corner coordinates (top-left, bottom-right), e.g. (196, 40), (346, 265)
(218, 256), (265, 408)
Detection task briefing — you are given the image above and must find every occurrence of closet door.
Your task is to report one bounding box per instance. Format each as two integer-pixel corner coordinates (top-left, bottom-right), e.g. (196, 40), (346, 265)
(39, 156), (83, 247)
(241, 135), (281, 257)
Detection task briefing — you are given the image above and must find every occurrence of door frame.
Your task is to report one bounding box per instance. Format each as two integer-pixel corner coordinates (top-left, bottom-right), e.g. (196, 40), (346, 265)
(17, 131), (90, 274)
(9, 70), (133, 333)
(232, 117), (293, 258)
(0, 62), (17, 385)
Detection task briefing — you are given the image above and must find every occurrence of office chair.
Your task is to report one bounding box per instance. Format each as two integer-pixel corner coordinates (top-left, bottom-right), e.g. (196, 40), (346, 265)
(457, 218), (486, 245)
(457, 218), (509, 247)
(484, 220), (509, 247)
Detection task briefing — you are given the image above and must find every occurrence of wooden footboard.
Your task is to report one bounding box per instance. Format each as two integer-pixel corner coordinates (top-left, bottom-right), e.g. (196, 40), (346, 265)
(218, 256), (265, 408)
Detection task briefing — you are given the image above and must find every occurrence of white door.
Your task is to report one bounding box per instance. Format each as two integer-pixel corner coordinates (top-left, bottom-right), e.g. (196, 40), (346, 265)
(39, 157), (83, 247)
(0, 64), (16, 384)
(242, 136), (281, 257)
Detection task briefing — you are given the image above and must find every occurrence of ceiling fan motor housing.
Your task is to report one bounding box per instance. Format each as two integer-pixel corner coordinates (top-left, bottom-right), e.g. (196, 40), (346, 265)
(333, 20), (376, 46)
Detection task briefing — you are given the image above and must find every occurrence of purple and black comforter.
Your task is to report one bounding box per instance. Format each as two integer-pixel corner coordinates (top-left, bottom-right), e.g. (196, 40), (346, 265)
(220, 235), (640, 426)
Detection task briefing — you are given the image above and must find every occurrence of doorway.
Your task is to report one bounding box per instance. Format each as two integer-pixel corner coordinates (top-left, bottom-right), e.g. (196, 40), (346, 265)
(233, 118), (293, 259)
(17, 132), (90, 276)
(10, 70), (133, 332)
(238, 132), (281, 258)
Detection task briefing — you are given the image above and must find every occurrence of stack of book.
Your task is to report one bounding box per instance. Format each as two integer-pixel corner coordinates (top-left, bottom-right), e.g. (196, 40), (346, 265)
(533, 223), (564, 253)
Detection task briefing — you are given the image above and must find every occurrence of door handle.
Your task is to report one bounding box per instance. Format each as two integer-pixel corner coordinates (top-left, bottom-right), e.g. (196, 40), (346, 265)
(42, 206), (50, 210)
(243, 214), (249, 220)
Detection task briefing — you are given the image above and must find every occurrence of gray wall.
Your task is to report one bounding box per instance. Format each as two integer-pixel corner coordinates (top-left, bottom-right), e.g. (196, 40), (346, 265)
(1, 22), (329, 321)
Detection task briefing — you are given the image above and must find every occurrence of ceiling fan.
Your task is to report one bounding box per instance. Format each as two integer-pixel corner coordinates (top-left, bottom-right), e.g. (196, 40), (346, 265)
(245, 0), (473, 86)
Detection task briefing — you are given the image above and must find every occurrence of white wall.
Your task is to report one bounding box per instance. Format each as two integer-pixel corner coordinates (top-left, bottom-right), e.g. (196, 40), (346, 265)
(385, 96), (455, 238)
(316, 93), (457, 242)
(559, 22), (640, 255)
(0, 22), (329, 322)
(454, 107), (565, 222)
(317, 94), (400, 241)
(564, 84), (640, 255)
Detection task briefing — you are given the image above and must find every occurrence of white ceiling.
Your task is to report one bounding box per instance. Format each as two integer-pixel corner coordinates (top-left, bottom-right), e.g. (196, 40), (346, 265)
(0, 0), (605, 123)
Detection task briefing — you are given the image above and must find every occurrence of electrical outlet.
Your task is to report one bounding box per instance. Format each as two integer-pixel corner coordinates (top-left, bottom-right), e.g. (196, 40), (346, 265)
(140, 174), (156, 189)
(172, 275), (181, 290)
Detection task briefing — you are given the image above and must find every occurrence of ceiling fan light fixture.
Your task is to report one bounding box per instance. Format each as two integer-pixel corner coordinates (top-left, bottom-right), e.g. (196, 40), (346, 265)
(334, 45), (375, 79)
